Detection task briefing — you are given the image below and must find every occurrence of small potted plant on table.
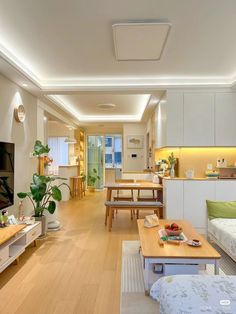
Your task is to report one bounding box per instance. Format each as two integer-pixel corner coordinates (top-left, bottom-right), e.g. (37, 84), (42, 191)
(168, 152), (177, 178)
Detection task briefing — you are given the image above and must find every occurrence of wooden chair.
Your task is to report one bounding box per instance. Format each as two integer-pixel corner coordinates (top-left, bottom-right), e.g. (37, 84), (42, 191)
(136, 180), (163, 219)
(81, 175), (86, 196)
(113, 179), (135, 219)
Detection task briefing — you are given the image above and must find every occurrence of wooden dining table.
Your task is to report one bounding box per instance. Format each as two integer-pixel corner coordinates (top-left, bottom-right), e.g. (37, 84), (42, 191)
(104, 181), (163, 202)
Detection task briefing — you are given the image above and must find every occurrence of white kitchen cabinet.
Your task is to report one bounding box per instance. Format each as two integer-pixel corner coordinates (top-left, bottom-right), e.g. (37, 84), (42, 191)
(155, 99), (167, 148)
(183, 93), (215, 146)
(215, 180), (236, 200)
(215, 93), (236, 146)
(163, 179), (184, 219)
(183, 181), (215, 231)
(155, 92), (184, 148)
(166, 92), (184, 146)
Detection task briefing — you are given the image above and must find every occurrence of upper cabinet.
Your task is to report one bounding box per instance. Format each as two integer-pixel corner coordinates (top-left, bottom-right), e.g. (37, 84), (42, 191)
(215, 93), (236, 146)
(155, 90), (236, 148)
(167, 92), (184, 146)
(155, 92), (184, 148)
(183, 93), (215, 146)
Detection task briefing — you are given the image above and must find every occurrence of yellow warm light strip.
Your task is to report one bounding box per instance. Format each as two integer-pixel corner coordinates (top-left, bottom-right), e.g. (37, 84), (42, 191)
(155, 147), (236, 177)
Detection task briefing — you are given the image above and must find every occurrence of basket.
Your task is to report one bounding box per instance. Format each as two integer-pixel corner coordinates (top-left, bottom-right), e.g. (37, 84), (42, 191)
(165, 228), (182, 236)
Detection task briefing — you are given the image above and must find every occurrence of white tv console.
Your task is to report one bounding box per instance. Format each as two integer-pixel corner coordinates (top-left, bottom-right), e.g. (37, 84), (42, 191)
(0, 222), (41, 273)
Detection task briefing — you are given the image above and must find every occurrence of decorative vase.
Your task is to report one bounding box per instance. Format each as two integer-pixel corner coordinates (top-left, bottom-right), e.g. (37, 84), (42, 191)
(170, 165), (175, 178)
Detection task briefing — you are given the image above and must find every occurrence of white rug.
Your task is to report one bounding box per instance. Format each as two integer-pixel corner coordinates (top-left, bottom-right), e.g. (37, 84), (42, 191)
(120, 240), (236, 314)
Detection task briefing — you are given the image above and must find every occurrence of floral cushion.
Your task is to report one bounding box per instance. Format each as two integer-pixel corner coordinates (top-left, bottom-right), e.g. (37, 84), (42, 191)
(150, 275), (236, 314)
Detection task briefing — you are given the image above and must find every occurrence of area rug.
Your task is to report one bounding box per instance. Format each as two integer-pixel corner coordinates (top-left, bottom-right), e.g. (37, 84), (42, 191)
(120, 240), (236, 314)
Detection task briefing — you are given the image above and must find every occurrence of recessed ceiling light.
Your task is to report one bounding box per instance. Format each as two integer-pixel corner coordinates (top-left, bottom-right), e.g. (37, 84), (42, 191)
(43, 116), (47, 121)
(22, 83), (28, 87)
(97, 104), (116, 110)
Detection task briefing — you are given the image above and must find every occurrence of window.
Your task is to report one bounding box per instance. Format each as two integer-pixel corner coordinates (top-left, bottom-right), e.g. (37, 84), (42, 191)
(48, 137), (69, 166)
(105, 135), (122, 168)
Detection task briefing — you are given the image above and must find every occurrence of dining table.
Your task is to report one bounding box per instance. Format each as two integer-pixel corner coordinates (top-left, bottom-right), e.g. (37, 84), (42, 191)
(105, 181), (163, 199)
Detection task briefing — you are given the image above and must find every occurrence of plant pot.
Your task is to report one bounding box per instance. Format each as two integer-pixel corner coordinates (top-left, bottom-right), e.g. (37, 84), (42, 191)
(88, 186), (95, 192)
(34, 215), (47, 237)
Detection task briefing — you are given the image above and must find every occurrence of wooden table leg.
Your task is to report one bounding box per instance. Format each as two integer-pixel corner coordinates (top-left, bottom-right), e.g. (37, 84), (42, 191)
(105, 188), (112, 225)
(105, 207), (109, 225)
(108, 207), (113, 232)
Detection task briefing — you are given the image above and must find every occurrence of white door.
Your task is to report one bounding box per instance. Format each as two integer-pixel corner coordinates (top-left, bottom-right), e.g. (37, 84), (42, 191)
(183, 93), (215, 146)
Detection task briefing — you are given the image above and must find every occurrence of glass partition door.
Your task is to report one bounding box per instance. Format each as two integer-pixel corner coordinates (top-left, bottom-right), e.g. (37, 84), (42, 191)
(87, 136), (104, 189)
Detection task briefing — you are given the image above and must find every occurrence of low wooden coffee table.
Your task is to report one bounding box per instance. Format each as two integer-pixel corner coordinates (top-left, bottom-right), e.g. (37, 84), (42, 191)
(137, 219), (221, 294)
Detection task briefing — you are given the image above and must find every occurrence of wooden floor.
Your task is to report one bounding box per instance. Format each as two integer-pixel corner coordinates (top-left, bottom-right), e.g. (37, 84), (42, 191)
(0, 191), (142, 314)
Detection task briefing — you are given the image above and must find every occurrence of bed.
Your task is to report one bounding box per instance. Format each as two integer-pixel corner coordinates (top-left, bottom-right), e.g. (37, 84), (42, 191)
(208, 218), (236, 262)
(150, 274), (236, 314)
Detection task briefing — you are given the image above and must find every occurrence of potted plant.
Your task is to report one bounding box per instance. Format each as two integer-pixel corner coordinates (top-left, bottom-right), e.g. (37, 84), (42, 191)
(33, 140), (50, 175)
(87, 168), (100, 192)
(168, 152), (177, 178)
(17, 173), (69, 236)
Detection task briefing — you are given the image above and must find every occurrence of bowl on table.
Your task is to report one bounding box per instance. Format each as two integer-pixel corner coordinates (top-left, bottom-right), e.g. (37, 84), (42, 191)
(165, 228), (183, 236)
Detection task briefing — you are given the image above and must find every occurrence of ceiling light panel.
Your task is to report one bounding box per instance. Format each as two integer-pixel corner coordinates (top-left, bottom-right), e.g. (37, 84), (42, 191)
(112, 22), (171, 61)
(97, 103), (116, 110)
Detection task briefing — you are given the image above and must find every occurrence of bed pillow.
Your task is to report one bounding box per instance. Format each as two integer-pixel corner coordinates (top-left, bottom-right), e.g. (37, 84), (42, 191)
(206, 200), (236, 220)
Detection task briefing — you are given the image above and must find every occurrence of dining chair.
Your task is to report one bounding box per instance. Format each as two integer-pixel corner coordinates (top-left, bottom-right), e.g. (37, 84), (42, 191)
(113, 179), (135, 219)
(136, 180), (163, 218)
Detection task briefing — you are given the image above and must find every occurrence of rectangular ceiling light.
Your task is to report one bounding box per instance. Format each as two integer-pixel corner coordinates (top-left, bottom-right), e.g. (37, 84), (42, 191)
(112, 22), (171, 61)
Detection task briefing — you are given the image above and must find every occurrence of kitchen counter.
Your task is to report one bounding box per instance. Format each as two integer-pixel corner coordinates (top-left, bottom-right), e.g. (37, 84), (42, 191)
(59, 165), (78, 200)
(162, 176), (236, 181)
(59, 165), (78, 167)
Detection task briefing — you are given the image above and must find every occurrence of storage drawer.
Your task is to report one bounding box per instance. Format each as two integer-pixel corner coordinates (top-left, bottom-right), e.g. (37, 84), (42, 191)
(164, 263), (198, 276)
(0, 246), (9, 266)
(25, 224), (41, 245)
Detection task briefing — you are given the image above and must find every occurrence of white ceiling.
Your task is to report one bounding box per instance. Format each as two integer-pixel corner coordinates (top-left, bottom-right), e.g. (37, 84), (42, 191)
(0, 0), (236, 123)
(0, 0), (236, 86)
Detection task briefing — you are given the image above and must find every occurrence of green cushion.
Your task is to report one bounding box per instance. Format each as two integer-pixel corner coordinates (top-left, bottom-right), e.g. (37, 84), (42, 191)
(206, 200), (236, 220)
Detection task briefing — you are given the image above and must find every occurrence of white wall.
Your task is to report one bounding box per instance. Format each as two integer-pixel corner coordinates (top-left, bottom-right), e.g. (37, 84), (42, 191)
(123, 123), (146, 172)
(0, 74), (37, 216)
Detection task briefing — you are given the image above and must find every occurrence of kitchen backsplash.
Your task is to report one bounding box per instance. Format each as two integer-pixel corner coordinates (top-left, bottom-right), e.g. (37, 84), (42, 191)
(155, 147), (236, 177)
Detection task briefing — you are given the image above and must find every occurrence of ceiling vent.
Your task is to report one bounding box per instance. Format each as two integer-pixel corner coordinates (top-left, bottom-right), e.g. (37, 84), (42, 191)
(112, 22), (171, 61)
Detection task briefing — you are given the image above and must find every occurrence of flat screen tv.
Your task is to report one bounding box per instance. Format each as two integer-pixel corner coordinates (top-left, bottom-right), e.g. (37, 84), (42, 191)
(0, 142), (14, 210)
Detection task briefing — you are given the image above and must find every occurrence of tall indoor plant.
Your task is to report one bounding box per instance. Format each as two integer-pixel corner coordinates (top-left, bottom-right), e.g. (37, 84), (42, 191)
(87, 168), (100, 192)
(17, 140), (69, 236)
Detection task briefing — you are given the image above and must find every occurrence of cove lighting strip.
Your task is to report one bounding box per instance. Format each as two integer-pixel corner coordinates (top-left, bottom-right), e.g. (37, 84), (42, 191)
(0, 40), (236, 89)
(47, 94), (150, 122)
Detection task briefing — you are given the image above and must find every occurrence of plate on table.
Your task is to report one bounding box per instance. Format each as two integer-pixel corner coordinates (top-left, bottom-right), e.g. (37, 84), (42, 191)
(187, 240), (202, 247)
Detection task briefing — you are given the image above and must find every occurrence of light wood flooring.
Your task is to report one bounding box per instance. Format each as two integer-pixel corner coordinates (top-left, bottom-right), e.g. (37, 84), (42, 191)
(0, 191), (143, 314)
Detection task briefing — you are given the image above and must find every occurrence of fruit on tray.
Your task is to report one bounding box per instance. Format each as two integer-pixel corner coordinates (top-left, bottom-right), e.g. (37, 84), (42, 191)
(164, 222), (182, 236)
